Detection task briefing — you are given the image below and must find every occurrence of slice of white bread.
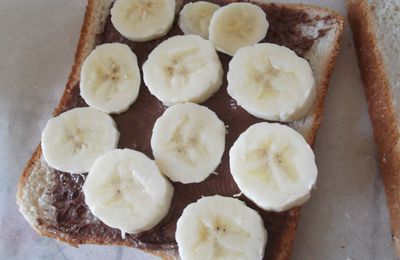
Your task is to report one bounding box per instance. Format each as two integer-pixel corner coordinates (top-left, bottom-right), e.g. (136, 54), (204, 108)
(16, 0), (344, 259)
(347, 0), (400, 256)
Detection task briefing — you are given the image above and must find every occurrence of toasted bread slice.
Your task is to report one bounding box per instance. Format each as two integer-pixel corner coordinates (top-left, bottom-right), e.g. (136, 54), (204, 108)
(347, 0), (400, 256)
(17, 0), (344, 259)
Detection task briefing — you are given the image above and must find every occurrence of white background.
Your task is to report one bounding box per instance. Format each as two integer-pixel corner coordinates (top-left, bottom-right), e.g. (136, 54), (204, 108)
(0, 0), (396, 259)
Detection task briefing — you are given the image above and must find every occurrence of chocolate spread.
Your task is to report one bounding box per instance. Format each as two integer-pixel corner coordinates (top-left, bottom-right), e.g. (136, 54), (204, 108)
(46, 1), (334, 258)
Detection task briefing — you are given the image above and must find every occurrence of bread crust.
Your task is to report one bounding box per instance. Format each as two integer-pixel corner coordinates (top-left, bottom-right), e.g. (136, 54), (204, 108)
(347, 0), (400, 255)
(17, 0), (344, 259)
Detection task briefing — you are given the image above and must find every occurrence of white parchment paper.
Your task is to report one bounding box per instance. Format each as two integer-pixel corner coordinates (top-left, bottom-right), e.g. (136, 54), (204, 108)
(0, 0), (395, 259)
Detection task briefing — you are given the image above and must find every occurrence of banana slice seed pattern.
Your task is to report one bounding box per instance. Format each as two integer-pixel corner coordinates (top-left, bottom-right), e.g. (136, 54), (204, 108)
(245, 143), (300, 191)
(126, 0), (163, 23)
(168, 115), (207, 165)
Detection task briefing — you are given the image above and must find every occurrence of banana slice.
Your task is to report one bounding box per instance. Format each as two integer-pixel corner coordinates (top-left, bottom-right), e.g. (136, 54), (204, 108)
(227, 43), (316, 122)
(151, 103), (225, 183)
(179, 1), (220, 39)
(176, 195), (267, 260)
(80, 43), (141, 114)
(143, 35), (223, 106)
(209, 2), (268, 56)
(41, 107), (119, 173)
(229, 122), (318, 212)
(110, 0), (175, 42)
(83, 149), (174, 235)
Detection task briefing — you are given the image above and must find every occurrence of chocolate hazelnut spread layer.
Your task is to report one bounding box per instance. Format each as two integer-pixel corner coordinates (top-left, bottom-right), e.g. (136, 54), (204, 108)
(45, 1), (334, 258)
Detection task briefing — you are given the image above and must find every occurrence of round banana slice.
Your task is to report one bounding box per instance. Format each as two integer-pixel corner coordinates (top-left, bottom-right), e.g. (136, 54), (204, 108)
(41, 107), (119, 173)
(111, 0), (175, 42)
(209, 2), (268, 56)
(151, 103), (225, 184)
(227, 43), (316, 122)
(80, 43), (141, 114)
(143, 35), (223, 106)
(179, 1), (220, 39)
(176, 195), (267, 260)
(229, 122), (318, 212)
(83, 149), (174, 235)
